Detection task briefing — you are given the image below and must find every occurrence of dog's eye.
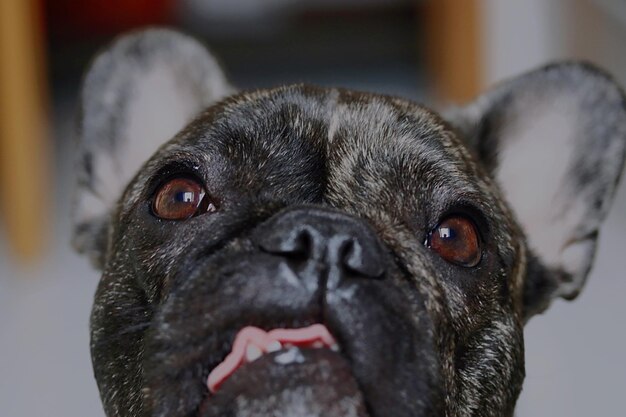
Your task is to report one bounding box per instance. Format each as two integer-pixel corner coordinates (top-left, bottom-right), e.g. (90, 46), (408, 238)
(152, 177), (217, 220)
(426, 215), (481, 267)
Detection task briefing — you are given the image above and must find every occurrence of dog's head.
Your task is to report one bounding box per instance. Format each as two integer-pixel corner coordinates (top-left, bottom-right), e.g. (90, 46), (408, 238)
(73, 29), (626, 417)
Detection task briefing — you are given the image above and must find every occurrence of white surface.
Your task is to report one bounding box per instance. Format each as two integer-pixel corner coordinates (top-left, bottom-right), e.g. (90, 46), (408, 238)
(0, 241), (102, 417)
(517, 176), (626, 416)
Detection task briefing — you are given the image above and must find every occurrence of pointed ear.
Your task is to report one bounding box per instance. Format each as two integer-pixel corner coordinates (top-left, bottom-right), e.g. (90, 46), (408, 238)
(445, 62), (626, 318)
(73, 28), (234, 268)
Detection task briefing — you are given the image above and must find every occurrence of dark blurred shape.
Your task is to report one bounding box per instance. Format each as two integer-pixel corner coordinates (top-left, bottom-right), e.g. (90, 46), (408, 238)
(46, 0), (175, 39)
(46, 1), (423, 102)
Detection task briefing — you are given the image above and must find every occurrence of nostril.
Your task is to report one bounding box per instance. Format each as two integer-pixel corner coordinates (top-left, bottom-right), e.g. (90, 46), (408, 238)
(256, 208), (387, 279)
(342, 238), (385, 279)
(259, 226), (315, 261)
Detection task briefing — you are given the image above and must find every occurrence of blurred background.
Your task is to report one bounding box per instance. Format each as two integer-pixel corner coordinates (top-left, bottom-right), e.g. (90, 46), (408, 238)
(1, 0), (625, 416)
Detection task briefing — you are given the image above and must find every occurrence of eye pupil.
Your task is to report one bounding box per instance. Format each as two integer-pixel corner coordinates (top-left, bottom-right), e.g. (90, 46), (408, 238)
(152, 177), (215, 220)
(428, 215), (481, 267)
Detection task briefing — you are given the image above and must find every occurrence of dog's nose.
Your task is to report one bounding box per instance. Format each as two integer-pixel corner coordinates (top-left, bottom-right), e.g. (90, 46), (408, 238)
(257, 207), (385, 279)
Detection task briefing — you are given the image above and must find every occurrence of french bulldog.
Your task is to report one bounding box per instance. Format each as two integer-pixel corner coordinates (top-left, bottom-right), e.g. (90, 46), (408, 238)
(72, 29), (626, 417)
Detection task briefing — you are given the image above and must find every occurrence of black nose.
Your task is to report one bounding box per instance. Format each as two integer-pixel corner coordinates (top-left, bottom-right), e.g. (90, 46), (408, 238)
(257, 207), (385, 280)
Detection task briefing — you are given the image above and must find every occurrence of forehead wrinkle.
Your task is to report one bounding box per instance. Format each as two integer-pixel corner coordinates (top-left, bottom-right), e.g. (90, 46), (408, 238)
(323, 120), (451, 305)
(221, 99), (327, 196)
(324, 100), (493, 214)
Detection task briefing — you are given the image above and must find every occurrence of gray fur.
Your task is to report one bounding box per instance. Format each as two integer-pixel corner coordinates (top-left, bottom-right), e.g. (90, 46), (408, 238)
(74, 28), (234, 267)
(73, 29), (626, 417)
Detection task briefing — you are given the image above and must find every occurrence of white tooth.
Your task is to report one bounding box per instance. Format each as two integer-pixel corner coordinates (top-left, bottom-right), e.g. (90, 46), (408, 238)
(275, 347), (306, 365)
(266, 340), (283, 353)
(312, 341), (324, 348)
(330, 343), (340, 352)
(246, 344), (263, 362)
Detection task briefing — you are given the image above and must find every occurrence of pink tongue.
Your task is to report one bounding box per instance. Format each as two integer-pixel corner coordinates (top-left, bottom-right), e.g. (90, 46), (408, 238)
(207, 324), (336, 393)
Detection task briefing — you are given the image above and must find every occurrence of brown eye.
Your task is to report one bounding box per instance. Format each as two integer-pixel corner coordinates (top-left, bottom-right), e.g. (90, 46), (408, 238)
(152, 177), (216, 220)
(427, 215), (481, 267)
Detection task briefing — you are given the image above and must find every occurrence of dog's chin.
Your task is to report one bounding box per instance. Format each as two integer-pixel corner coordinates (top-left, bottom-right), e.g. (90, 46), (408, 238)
(199, 349), (370, 417)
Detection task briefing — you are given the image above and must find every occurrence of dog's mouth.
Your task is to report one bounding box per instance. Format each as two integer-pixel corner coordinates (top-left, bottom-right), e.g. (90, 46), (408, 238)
(207, 324), (339, 393)
(145, 244), (441, 417)
(199, 323), (371, 417)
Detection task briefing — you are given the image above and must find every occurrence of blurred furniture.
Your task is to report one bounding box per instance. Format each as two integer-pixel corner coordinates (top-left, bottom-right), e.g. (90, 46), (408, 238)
(421, 0), (483, 102)
(0, 0), (175, 263)
(0, 0), (49, 261)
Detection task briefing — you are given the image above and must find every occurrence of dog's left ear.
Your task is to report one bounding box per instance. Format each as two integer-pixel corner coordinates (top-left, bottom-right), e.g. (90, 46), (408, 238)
(73, 28), (234, 268)
(445, 62), (626, 319)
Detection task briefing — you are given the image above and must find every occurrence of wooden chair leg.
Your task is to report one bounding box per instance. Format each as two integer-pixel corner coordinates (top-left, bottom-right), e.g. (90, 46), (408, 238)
(0, 0), (49, 262)
(419, 0), (484, 103)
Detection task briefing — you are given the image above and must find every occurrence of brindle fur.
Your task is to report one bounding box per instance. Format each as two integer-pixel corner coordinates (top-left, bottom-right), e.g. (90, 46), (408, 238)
(73, 29), (626, 417)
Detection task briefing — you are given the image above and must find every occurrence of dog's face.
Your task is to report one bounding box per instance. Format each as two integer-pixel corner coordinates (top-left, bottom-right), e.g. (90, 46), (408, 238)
(73, 30), (626, 417)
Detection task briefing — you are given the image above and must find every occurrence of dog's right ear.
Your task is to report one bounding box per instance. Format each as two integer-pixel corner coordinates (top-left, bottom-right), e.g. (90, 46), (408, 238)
(444, 63), (626, 320)
(73, 28), (234, 269)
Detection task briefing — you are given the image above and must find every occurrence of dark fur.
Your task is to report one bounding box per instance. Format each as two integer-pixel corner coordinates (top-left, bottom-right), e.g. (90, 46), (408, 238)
(73, 29), (626, 417)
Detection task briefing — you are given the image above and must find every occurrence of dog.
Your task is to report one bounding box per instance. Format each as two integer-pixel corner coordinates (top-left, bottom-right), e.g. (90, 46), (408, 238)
(72, 29), (626, 417)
